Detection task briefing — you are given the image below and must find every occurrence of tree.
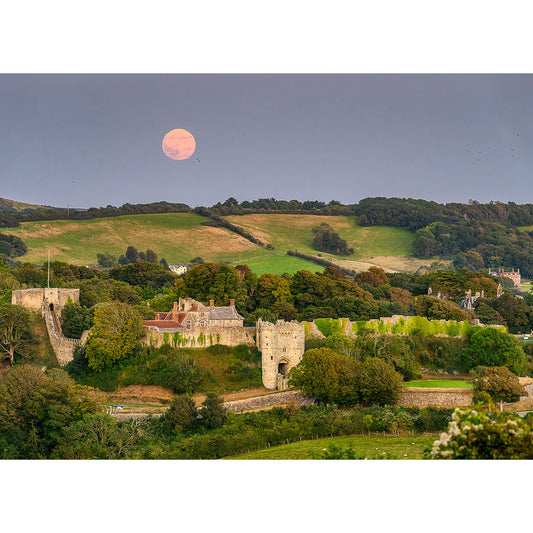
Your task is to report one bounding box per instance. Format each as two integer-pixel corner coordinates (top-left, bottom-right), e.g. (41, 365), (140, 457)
(256, 273), (292, 309)
(312, 223), (353, 255)
(289, 348), (403, 406)
(200, 392), (227, 429)
(54, 412), (135, 459)
(61, 301), (93, 339)
(288, 348), (359, 405)
(461, 327), (526, 375)
(96, 252), (116, 267)
(84, 302), (145, 371)
(271, 301), (297, 321)
(0, 366), (100, 458)
(470, 366), (525, 411)
(161, 395), (199, 434)
(0, 304), (34, 364)
(358, 357), (404, 406)
(125, 246), (139, 264)
(159, 257), (170, 270)
(491, 293), (531, 333)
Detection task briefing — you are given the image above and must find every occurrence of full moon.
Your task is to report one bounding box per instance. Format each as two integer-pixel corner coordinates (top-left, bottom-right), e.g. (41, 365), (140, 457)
(162, 128), (196, 160)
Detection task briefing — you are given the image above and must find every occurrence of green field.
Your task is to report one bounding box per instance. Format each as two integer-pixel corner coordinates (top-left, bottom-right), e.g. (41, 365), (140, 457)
(231, 254), (325, 276)
(404, 380), (472, 388)
(227, 434), (437, 459)
(225, 214), (415, 260)
(517, 225), (533, 232)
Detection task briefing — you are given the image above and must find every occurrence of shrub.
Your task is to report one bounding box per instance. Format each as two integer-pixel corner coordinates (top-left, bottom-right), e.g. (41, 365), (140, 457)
(427, 408), (533, 459)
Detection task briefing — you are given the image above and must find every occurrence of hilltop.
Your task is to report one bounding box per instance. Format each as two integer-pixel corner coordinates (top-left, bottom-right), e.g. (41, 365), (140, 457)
(0, 197), (58, 213)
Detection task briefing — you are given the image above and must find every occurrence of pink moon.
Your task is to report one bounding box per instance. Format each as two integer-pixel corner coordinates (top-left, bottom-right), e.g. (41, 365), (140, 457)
(162, 128), (196, 160)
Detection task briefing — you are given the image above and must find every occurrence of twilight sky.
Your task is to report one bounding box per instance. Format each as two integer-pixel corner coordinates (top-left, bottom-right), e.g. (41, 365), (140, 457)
(1, 73), (533, 209)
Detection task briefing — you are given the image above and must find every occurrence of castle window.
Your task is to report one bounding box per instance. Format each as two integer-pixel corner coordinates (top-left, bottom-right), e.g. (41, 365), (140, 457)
(271, 356), (273, 360)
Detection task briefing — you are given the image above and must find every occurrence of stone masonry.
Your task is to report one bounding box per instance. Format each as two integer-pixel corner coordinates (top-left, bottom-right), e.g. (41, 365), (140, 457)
(256, 318), (306, 390)
(12, 287), (82, 366)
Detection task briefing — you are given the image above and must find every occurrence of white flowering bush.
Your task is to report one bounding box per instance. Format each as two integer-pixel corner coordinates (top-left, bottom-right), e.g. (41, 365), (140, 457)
(426, 408), (533, 459)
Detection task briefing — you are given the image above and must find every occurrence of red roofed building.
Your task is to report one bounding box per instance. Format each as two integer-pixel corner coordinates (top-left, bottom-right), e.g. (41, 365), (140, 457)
(144, 297), (244, 333)
(489, 268), (521, 287)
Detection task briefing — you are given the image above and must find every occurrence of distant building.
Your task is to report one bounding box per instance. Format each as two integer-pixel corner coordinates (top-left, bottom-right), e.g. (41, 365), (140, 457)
(488, 268), (521, 287)
(168, 264), (189, 276)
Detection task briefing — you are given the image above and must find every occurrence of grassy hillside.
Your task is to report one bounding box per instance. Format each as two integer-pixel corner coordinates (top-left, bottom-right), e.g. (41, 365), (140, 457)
(225, 214), (414, 258)
(0, 197), (53, 212)
(4, 213), (268, 266)
(4, 211), (424, 274)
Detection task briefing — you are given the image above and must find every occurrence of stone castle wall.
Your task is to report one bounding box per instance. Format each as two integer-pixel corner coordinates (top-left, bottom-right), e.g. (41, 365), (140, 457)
(43, 305), (82, 366)
(398, 388), (473, 408)
(223, 390), (305, 413)
(146, 326), (256, 349)
(257, 319), (306, 390)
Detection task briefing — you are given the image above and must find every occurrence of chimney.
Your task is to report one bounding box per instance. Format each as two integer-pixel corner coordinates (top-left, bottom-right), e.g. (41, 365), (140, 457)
(173, 302), (178, 311)
(230, 299), (235, 307)
(210, 299), (214, 307)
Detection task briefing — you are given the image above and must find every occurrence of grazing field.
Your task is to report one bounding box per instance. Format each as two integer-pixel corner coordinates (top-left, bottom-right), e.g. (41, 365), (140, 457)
(231, 253), (325, 276)
(518, 225), (533, 232)
(4, 213), (265, 266)
(225, 214), (415, 260)
(227, 434), (437, 459)
(404, 380), (472, 388)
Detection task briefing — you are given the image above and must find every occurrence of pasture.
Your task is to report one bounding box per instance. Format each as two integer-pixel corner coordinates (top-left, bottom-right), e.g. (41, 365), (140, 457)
(227, 433), (437, 459)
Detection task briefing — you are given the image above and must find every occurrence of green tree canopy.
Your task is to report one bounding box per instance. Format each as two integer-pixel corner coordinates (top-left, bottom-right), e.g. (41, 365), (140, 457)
(461, 327), (526, 375)
(84, 301), (145, 372)
(0, 304), (34, 364)
(0, 366), (100, 458)
(200, 392), (227, 429)
(161, 395), (199, 434)
(470, 366), (525, 410)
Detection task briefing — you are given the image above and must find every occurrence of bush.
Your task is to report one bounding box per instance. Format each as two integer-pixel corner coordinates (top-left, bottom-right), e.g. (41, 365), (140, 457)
(427, 408), (533, 459)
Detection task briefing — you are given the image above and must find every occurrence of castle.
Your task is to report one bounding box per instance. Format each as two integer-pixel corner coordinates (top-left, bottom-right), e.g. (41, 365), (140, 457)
(143, 298), (305, 390)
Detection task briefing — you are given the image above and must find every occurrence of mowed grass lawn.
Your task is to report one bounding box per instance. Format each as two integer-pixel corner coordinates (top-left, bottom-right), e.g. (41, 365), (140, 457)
(224, 214), (415, 260)
(4, 213), (268, 266)
(404, 380), (472, 388)
(227, 434), (437, 459)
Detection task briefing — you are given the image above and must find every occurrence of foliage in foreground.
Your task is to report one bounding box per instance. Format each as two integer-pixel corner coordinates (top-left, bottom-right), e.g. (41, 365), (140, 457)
(288, 347), (404, 406)
(427, 408), (533, 459)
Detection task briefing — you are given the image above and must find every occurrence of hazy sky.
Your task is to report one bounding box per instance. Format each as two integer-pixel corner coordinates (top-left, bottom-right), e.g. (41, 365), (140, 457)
(1, 74), (533, 209)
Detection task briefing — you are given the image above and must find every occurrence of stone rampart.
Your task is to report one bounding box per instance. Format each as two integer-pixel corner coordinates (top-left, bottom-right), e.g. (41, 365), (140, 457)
(399, 388), (473, 408)
(216, 390), (305, 413)
(44, 306), (81, 366)
(146, 326), (256, 348)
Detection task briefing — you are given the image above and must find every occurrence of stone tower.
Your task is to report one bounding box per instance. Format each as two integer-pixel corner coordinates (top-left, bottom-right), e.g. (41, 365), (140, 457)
(11, 288), (80, 318)
(256, 319), (305, 390)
